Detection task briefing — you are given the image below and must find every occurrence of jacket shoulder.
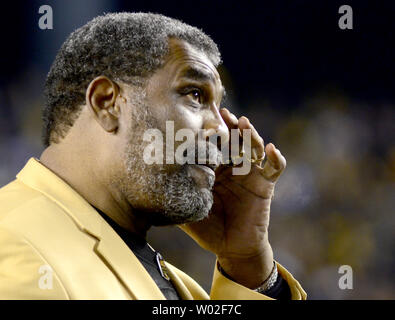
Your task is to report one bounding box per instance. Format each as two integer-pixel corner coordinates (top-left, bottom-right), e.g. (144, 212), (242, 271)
(0, 180), (44, 221)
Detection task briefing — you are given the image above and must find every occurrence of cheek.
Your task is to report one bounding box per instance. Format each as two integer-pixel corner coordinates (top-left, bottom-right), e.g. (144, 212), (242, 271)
(169, 106), (204, 152)
(146, 92), (204, 150)
(172, 104), (203, 131)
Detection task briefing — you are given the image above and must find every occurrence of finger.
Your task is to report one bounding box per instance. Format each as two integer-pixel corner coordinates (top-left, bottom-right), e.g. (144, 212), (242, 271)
(260, 143), (286, 182)
(220, 108), (239, 130)
(238, 116), (265, 161)
(219, 168), (275, 200)
(220, 108), (243, 163)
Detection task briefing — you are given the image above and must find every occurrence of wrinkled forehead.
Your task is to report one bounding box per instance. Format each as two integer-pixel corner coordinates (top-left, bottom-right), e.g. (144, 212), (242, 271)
(163, 38), (222, 86)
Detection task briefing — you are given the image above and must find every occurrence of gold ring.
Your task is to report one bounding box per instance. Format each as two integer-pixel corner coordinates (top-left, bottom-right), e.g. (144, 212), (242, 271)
(224, 154), (266, 167)
(250, 157), (265, 164)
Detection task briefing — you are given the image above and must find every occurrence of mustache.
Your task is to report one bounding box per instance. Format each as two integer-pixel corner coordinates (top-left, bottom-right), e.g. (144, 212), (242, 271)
(175, 140), (222, 168)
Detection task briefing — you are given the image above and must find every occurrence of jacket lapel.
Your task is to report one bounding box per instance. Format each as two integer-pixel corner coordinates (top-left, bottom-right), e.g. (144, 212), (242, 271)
(94, 222), (165, 299)
(163, 262), (194, 300)
(17, 158), (165, 300)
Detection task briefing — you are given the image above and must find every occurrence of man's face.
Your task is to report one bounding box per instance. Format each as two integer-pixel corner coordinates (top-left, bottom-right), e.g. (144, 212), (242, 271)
(117, 38), (228, 226)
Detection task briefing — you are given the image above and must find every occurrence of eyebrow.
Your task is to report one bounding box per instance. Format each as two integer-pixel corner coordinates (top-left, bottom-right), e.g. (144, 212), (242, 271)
(179, 67), (226, 104)
(179, 67), (215, 83)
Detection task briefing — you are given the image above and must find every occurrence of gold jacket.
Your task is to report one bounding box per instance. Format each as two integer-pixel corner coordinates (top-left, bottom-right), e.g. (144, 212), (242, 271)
(0, 158), (306, 300)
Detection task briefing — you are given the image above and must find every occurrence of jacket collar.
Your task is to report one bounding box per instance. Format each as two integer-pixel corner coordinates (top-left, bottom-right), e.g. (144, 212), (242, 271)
(17, 158), (167, 300)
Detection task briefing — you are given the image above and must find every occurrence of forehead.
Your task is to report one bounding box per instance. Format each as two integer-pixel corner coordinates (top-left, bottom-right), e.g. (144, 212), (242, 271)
(162, 38), (222, 85)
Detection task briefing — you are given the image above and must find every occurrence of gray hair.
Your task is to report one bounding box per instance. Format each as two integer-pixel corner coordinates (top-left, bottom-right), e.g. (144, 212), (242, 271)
(42, 12), (221, 146)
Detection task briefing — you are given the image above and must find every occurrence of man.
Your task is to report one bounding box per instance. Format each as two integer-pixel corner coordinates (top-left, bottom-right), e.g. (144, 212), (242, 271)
(0, 12), (306, 300)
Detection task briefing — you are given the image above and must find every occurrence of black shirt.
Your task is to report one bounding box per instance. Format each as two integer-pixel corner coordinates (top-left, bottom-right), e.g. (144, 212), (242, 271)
(93, 206), (291, 300)
(94, 207), (180, 300)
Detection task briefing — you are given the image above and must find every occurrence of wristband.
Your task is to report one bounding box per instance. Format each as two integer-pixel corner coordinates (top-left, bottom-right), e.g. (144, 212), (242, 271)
(217, 260), (278, 293)
(254, 261), (278, 293)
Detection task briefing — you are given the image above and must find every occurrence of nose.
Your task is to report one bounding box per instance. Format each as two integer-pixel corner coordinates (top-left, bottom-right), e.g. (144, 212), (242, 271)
(202, 105), (230, 147)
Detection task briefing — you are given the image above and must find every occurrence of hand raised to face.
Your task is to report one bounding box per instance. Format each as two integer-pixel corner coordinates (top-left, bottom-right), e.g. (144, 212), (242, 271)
(179, 107), (286, 289)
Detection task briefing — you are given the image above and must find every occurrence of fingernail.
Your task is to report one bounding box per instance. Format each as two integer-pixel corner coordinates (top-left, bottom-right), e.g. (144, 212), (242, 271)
(230, 113), (238, 122)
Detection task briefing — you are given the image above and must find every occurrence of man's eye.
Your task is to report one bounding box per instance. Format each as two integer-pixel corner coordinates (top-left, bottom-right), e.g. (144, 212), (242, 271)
(187, 90), (202, 104)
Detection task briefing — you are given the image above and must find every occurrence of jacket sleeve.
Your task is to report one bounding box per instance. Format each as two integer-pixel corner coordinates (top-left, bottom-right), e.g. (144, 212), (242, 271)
(210, 260), (307, 300)
(0, 226), (69, 300)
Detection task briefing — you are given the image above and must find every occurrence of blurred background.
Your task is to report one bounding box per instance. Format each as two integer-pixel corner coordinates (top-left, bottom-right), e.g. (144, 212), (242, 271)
(0, 0), (393, 299)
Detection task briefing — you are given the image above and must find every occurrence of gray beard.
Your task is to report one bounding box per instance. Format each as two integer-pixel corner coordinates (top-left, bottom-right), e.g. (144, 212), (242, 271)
(127, 163), (214, 225)
(120, 95), (215, 226)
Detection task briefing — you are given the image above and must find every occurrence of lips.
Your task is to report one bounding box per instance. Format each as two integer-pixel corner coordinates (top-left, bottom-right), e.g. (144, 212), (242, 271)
(195, 163), (215, 174)
(189, 164), (215, 181)
(186, 163), (215, 189)
(196, 160), (217, 171)
(178, 141), (222, 171)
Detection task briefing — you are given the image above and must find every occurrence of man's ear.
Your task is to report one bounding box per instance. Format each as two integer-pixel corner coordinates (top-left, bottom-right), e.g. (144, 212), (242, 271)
(86, 76), (121, 132)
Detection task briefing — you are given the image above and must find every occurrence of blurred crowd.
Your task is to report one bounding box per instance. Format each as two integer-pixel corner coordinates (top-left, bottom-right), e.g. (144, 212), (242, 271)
(0, 67), (393, 299)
